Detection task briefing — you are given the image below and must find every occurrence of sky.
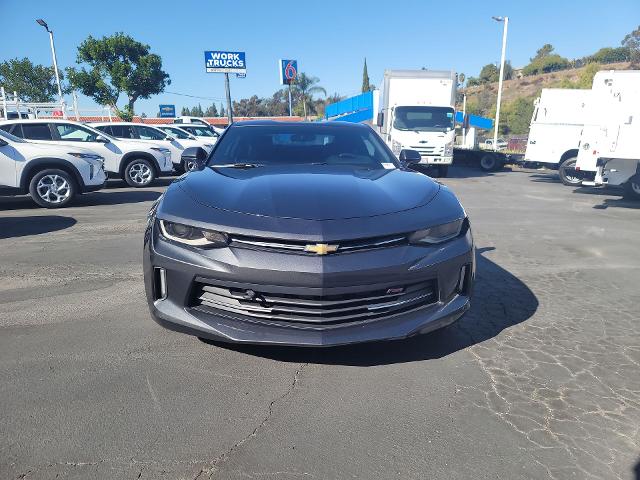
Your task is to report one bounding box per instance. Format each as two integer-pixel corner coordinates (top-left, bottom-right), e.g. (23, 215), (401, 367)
(1, 0), (638, 116)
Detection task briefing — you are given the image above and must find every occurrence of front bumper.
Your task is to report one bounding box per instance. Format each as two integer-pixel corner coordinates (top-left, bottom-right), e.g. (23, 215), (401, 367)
(143, 223), (474, 347)
(418, 155), (453, 165)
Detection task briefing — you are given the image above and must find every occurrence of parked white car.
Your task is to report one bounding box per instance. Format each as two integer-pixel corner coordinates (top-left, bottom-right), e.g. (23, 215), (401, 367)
(0, 128), (106, 208)
(481, 138), (508, 151)
(0, 119), (173, 187)
(173, 116), (225, 134)
(172, 123), (221, 142)
(92, 122), (214, 173)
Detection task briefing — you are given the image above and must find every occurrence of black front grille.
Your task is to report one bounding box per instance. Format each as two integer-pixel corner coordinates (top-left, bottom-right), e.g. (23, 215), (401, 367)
(190, 279), (437, 327)
(229, 233), (407, 255)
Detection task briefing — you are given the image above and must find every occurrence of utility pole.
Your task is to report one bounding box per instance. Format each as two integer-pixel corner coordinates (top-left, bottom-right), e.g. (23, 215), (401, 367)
(36, 19), (66, 118)
(288, 83), (292, 117)
(224, 72), (233, 124)
(492, 15), (509, 151)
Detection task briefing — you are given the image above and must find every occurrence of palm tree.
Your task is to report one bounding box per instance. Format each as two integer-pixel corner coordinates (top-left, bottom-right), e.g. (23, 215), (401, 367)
(293, 73), (326, 119)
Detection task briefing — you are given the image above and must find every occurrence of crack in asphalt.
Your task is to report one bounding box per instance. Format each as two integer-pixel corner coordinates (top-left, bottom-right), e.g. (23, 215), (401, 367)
(193, 363), (309, 480)
(453, 268), (640, 480)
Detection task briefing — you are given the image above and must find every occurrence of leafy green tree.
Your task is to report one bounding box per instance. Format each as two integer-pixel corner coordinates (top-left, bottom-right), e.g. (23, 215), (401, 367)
(180, 106), (189, 116)
(362, 58), (370, 92)
(190, 103), (204, 116)
(293, 73), (326, 118)
(67, 33), (170, 120)
(523, 54), (570, 76)
(0, 58), (66, 102)
(621, 25), (640, 64)
(500, 97), (535, 135)
(586, 47), (630, 64)
(219, 104), (225, 118)
(531, 44), (555, 62)
(204, 103), (218, 117)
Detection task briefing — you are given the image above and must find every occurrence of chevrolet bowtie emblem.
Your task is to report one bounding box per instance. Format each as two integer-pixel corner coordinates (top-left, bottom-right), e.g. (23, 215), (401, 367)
(304, 243), (339, 255)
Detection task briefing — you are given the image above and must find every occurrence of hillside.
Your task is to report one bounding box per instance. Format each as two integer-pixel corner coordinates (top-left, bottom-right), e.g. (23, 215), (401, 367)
(460, 62), (632, 136)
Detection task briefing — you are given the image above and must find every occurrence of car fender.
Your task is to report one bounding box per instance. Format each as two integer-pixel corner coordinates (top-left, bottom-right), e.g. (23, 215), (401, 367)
(19, 157), (85, 192)
(119, 151), (162, 176)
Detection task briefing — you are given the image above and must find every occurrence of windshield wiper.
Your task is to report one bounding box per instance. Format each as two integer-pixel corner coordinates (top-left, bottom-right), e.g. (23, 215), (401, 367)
(212, 163), (263, 169)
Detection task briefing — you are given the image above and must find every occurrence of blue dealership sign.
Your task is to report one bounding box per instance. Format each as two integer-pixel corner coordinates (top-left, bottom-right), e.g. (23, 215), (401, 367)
(279, 59), (297, 85)
(158, 104), (176, 118)
(204, 51), (246, 73)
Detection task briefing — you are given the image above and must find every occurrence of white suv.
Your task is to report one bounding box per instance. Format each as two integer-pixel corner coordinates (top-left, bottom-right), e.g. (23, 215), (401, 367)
(92, 122), (214, 173)
(0, 128), (106, 208)
(0, 119), (173, 187)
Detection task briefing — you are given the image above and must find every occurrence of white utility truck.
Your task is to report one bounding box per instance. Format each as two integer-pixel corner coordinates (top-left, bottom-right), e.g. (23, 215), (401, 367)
(524, 88), (593, 186)
(375, 70), (457, 177)
(575, 70), (640, 199)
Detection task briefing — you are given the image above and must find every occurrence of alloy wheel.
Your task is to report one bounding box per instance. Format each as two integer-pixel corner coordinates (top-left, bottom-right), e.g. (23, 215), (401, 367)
(36, 174), (71, 204)
(129, 162), (152, 185)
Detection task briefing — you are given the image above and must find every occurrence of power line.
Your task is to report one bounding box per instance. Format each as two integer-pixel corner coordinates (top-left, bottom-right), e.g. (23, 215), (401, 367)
(164, 91), (226, 102)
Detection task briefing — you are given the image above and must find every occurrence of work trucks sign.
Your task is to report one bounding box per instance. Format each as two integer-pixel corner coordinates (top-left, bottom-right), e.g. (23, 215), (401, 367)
(204, 51), (246, 74)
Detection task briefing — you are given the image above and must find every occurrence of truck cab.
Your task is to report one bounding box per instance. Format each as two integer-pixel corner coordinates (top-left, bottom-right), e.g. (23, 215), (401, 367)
(376, 70), (457, 177)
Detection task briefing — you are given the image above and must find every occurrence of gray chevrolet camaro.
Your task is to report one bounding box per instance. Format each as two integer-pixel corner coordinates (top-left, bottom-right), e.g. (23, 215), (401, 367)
(143, 121), (474, 346)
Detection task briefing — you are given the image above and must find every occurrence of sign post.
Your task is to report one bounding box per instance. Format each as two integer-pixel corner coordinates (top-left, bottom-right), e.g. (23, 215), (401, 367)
(279, 59), (298, 117)
(205, 50), (246, 125)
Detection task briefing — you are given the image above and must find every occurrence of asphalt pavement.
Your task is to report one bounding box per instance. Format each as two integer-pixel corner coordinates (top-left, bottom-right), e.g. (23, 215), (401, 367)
(1, 168), (639, 480)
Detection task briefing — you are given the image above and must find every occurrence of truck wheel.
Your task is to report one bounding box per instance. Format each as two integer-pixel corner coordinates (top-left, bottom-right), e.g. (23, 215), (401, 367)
(623, 174), (640, 200)
(29, 168), (76, 208)
(124, 158), (156, 187)
(558, 156), (582, 186)
(479, 154), (497, 172)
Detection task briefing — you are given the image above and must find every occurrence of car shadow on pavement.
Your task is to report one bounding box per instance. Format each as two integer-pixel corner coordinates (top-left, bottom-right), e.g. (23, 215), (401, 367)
(0, 215), (77, 239)
(202, 246), (539, 366)
(528, 173), (561, 184)
(105, 177), (176, 189)
(73, 190), (163, 207)
(0, 189), (162, 210)
(592, 198), (640, 210)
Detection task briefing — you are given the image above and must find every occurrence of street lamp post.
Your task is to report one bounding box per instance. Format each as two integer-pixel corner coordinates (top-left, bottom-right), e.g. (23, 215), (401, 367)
(491, 15), (509, 152)
(36, 19), (65, 117)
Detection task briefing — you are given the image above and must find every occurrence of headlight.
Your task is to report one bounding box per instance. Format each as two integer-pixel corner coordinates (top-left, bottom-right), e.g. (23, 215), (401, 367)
(151, 147), (171, 157)
(409, 218), (465, 245)
(68, 152), (104, 162)
(159, 219), (229, 247)
(203, 143), (214, 149)
(444, 141), (453, 156)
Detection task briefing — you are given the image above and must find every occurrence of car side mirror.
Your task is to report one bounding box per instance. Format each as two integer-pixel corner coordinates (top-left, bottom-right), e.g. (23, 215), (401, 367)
(0, 138), (8, 147)
(376, 112), (384, 127)
(399, 149), (422, 166)
(181, 146), (208, 172)
(95, 135), (110, 143)
(189, 135), (197, 140)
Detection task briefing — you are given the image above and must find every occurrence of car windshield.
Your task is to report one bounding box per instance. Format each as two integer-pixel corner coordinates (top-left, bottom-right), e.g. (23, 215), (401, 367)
(161, 127), (190, 139)
(209, 124), (399, 169)
(393, 106), (455, 132)
(183, 126), (215, 137)
(0, 128), (26, 143)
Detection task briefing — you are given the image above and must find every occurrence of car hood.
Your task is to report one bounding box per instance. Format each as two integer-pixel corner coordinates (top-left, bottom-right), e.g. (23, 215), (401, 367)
(177, 164), (440, 220)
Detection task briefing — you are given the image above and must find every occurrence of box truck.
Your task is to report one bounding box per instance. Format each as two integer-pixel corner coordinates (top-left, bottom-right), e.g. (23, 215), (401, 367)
(375, 70), (457, 177)
(524, 88), (593, 186)
(575, 70), (640, 199)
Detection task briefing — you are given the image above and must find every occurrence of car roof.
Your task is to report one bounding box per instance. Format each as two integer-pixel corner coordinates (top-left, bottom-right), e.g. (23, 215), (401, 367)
(232, 120), (369, 129)
(0, 118), (86, 125)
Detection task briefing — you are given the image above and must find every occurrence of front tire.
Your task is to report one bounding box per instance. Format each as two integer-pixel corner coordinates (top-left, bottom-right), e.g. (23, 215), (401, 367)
(623, 174), (640, 200)
(558, 156), (582, 186)
(124, 159), (156, 187)
(29, 169), (76, 208)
